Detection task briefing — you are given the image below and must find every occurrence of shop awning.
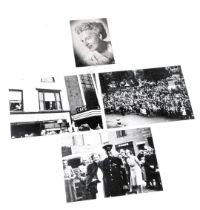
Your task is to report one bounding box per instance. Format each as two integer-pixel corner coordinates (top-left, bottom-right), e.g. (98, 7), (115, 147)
(136, 141), (146, 145)
(10, 111), (71, 124)
(72, 109), (101, 121)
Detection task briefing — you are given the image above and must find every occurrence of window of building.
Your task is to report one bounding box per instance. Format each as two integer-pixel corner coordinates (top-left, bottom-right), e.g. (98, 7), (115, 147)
(38, 90), (62, 111)
(79, 74), (99, 110)
(80, 74), (94, 91)
(116, 130), (127, 138)
(137, 143), (145, 151)
(40, 77), (55, 83)
(9, 89), (23, 111)
(72, 135), (84, 146)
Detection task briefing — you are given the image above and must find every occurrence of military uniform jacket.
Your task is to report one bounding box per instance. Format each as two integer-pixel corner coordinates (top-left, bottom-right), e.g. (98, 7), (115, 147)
(102, 156), (128, 197)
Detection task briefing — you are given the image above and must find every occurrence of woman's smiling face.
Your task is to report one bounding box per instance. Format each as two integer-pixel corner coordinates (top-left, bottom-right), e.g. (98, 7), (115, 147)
(80, 30), (101, 51)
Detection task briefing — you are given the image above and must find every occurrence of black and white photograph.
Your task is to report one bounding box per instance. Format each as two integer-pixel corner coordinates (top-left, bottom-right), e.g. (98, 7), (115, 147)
(99, 66), (194, 128)
(9, 73), (103, 139)
(64, 73), (103, 130)
(61, 127), (163, 203)
(70, 18), (115, 67)
(1, 1), (200, 210)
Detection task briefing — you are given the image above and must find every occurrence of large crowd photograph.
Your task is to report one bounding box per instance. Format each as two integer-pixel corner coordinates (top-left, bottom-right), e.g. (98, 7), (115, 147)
(61, 127), (163, 203)
(99, 66), (194, 128)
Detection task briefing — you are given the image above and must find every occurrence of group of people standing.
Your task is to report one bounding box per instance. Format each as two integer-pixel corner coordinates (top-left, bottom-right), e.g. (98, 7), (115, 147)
(63, 143), (162, 203)
(117, 146), (162, 194)
(103, 76), (193, 119)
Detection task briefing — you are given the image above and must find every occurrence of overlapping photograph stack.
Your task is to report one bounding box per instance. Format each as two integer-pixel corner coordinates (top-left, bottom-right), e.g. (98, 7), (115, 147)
(8, 18), (194, 203)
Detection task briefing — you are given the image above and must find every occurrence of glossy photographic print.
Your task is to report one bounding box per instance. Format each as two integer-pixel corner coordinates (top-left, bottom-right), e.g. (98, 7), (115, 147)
(64, 73), (103, 131)
(61, 127), (163, 203)
(9, 74), (103, 139)
(70, 18), (115, 67)
(99, 66), (194, 128)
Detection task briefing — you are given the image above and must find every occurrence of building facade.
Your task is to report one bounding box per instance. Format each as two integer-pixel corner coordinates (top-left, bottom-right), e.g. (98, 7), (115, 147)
(9, 76), (72, 138)
(64, 74), (103, 130)
(107, 127), (153, 156)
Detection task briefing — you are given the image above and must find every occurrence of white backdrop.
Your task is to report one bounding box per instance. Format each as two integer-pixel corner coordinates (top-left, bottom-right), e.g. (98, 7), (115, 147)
(0, 0), (200, 209)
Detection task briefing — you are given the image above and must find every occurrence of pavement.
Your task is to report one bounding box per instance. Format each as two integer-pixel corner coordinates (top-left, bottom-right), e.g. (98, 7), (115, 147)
(105, 113), (181, 128)
(126, 186), (163, 195)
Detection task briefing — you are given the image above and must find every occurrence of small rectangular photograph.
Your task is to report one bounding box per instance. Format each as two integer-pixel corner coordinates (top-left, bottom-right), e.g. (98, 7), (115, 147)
(70, 18), (115, 67)
(99, 66), (194, 128)
(64, 73), (103, 130)
(61, 127), (163, 203)
(9, 74), (103, 139)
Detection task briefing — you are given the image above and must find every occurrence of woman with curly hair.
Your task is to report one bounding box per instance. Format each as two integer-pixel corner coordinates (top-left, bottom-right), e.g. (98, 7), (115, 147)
(71, 19), (115, 66)
(126, 149), (143, 194)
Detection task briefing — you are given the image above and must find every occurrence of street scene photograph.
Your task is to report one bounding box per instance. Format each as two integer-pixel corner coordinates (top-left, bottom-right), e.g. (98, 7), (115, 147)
(99, 66), (194, 128)
(9, 73), (103, 139)
(61, 127), (163, 203)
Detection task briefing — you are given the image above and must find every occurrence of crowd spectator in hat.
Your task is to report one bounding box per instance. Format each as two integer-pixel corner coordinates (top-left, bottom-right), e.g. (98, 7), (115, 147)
(101, 143), (128, 197)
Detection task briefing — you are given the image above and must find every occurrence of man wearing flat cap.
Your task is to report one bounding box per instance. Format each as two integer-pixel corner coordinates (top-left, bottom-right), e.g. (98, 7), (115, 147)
(101, 143), (128, 197)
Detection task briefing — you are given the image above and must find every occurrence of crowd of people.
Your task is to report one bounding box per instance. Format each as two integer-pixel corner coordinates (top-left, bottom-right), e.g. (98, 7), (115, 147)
(103, 76), (194, 119)
(62, 144), (162, 203)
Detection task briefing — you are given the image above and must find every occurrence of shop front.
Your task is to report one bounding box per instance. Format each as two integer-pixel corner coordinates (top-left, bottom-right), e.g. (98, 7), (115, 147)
(72, 108), (103, 130)
(115, 141), (135, 155)
(10, 111), (71, 138)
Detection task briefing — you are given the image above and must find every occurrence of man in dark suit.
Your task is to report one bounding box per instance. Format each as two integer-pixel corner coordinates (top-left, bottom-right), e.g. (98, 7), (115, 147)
(144, 148), (163, 190)
(101, 143), (128, 197)
(85, 153), (103, 199)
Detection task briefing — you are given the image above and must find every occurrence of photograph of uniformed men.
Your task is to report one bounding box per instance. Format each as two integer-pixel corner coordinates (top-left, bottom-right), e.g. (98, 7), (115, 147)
(61, 127), (162, 203)
(100, 143), (129, 197)
(99, 66), (194, 128)
(70, 18), (115, 67)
